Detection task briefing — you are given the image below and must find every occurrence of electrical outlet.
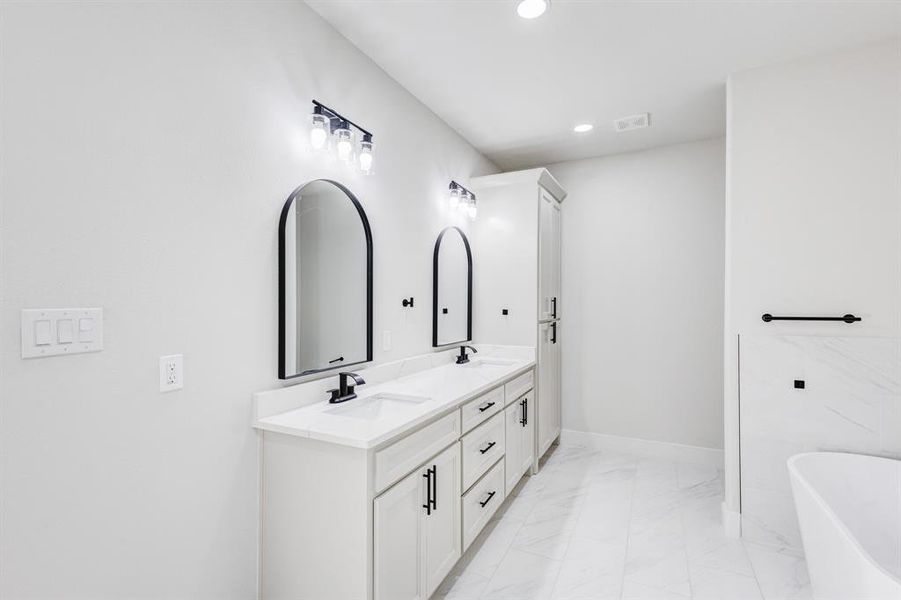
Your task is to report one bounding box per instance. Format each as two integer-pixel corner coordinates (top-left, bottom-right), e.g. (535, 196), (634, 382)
(159, 354), (184, 392)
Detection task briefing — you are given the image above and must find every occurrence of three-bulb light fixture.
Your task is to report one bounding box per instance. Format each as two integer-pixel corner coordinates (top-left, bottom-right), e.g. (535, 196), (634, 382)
(447, 181), (477, 221)
(309, 100), (374, 174)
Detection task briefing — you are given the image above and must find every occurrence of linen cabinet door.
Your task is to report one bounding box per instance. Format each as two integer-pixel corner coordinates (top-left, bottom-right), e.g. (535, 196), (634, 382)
(537, 322), (557, 457)
(373, 468), (425, 600)
(538, 188), (557, 322)
(550, 324), (562, 441)
(551, 198), (562, 319)
(423, 443), (462, 599)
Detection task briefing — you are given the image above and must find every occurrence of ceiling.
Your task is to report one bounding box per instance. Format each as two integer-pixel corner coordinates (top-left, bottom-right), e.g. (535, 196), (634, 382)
(308, 1), (901, 170)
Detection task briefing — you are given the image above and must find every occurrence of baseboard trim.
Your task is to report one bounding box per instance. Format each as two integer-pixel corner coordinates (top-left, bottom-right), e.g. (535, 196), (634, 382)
(560, 428), (724, 467)
(721, 502), (741, 538)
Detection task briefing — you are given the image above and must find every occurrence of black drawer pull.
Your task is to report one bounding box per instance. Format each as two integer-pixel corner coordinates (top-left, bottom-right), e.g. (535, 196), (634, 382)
(478, 401), (496, 413)
(520, 398), (528, 427)
(479, 441), (496, 455)
(479, 491), (496, 508)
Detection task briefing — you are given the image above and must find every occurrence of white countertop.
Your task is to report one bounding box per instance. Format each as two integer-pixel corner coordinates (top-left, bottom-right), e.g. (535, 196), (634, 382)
(253, 357), (535, 449)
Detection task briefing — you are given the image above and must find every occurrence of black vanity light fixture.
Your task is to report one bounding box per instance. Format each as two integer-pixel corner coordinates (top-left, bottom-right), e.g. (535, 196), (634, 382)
(309, 100), (375, 174)
(447, 181), (477, 221)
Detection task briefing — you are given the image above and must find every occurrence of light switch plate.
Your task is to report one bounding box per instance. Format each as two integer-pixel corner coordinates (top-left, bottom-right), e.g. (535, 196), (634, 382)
(21, 308), (103, 358)
(159, 354), (184, 392)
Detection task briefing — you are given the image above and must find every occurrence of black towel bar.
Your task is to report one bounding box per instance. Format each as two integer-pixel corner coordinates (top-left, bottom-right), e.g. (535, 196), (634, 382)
(761, 314), (861, 323)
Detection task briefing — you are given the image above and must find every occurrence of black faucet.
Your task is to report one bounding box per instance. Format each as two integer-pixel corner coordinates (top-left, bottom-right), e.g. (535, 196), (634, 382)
(328, 372), (365, 403)
(455, 345), (478, 365)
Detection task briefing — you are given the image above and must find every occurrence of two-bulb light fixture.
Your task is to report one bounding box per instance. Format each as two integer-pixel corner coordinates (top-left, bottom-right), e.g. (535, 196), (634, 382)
(308, 100), (375, 175)
(447, 181), (477, 221)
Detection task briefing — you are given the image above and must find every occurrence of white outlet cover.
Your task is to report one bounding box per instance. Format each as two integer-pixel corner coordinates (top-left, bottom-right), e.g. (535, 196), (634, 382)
(159, 354), (184, 392)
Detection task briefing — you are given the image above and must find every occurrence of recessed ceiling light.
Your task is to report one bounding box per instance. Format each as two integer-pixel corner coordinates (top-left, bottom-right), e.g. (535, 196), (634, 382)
(517, 0), (548, 19)
(573, 123), (593, 133)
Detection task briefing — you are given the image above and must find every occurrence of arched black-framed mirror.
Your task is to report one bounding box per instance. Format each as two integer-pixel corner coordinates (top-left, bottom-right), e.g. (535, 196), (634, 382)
(279, 179), (373, 379)
(432, 226), (473, 347)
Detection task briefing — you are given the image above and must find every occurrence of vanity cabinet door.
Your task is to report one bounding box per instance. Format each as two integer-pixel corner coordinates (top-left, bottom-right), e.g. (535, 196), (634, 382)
(423, 443), (462, 599)
(504, 401), (523, 495)
(519, 392), (535, 474)
(374, 468), (425, 600)
(505, 392), (536, 496)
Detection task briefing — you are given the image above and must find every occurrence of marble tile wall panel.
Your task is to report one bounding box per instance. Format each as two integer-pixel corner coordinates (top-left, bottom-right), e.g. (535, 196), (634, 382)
(739, 335), (901, 551)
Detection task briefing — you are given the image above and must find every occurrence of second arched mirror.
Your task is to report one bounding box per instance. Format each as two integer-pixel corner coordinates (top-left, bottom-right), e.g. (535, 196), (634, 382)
(432, 226), (472, 347)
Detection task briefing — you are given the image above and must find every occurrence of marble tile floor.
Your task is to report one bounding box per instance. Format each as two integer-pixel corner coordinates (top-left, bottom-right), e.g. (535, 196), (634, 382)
(434, 442), (812, 600)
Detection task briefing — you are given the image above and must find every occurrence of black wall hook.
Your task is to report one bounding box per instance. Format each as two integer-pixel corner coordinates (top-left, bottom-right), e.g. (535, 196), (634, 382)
(402, 297), (414, 308)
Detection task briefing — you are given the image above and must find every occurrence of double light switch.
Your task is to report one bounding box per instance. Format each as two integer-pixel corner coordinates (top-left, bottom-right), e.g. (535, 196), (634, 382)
(21, 308), (103, 358)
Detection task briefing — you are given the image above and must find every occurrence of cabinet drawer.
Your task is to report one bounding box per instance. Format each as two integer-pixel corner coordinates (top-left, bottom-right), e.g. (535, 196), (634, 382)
(461, 412), (505, 491)
(462, 459), (505, 550)
(374, 411), (460, 494)
(504, 369), (534, 405)
(460, 386), (504, 433)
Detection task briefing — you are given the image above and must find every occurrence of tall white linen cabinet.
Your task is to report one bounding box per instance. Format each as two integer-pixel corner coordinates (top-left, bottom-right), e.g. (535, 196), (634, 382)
(470, 168), (566, 465)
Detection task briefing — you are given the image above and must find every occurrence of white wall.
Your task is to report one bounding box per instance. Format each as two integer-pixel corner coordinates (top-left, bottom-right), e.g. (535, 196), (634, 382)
(724, 40), (901, 515)
(548, 139), (726, 450)
(0, 2), (494, 597)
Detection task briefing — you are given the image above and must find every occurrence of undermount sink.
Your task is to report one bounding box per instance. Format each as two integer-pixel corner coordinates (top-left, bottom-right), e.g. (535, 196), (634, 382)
(460, 358), (517, 368)
(324, 393), (430, 420)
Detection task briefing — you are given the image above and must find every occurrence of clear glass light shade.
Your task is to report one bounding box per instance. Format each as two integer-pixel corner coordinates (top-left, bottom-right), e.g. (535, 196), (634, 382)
(448, 187), (462, 209)
(309, 113), (330, 150)
(358, 139), (374, 174)
(517, 0), (548, 19)
(468, 199), (477, 220)
(333, 127), (354, 162)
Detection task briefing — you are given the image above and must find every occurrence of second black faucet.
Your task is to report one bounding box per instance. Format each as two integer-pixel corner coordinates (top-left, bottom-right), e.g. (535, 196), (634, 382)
(455, 345), (478, 365)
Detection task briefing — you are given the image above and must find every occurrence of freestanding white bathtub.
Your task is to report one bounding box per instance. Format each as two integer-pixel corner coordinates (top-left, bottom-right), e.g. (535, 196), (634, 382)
(788, 452), (901, 600)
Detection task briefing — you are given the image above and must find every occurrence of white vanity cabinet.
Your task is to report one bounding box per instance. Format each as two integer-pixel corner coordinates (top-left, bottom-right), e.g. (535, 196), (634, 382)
(256, 363), (536, 600)
(374, 443), (461, 600)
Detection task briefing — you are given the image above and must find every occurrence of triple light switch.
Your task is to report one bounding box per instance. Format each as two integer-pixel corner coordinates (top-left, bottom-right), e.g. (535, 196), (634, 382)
(21, 308), (104, 358)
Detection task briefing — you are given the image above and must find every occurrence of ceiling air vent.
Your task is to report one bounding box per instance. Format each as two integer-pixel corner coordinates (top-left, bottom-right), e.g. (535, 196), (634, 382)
(613, 113), (650, 133)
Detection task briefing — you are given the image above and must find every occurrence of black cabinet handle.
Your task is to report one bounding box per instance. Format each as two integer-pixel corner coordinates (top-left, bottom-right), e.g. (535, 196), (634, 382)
(479, 491), (496, 508)
(552, 297), (557, 319)
(422, 469), (432, 515)
(520, 398), (528, 426)
(551, 322), (557, 344)
(479, 441), (496, 455)
(478, 401), (496, 413)
(422, 465), (437, 515)
(430, 465), (437, 511)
